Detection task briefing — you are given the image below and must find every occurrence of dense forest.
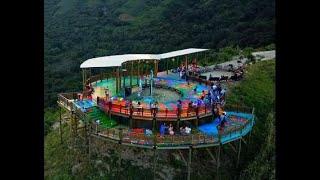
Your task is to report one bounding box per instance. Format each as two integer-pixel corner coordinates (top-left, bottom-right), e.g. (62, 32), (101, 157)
(44, 0), (275, 109)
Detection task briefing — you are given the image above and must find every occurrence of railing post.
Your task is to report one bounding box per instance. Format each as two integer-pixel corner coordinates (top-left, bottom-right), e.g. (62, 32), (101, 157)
(165, 108), (168, 119)
(119, 129), (123, 143)
(153, 133), (157, 147)
(191, 135), (194, 145)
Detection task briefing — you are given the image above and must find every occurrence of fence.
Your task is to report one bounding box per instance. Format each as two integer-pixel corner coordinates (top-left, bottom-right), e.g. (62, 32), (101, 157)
(98, 100), (213, 121)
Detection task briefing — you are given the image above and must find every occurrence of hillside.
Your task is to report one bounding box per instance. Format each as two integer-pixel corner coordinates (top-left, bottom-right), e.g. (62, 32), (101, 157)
(45, 60), (275, 179)
(44, 0), (275, 108)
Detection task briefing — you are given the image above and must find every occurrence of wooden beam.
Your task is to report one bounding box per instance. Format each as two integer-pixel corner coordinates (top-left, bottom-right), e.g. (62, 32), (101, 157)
(206, 148), (216, 163)
(228, 142), (237, 154)
(241, 137), (247, 145)
(178, 150), (188, 166)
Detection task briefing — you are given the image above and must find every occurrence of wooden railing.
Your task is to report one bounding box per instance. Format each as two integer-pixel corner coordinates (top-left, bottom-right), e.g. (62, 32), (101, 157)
(91, 109), (254, 148)
(58, 90), (254, 148)
(223, 104), (253, 114)
(98, 100), (213, 121)
(57, 92), (79, 111)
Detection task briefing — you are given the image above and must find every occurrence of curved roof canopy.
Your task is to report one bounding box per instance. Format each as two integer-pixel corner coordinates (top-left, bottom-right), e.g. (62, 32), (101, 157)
(80, 48), (209, 68)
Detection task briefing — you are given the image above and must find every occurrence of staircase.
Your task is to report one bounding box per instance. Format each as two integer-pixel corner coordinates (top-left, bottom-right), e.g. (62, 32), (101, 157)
(87, 106), (117, 129)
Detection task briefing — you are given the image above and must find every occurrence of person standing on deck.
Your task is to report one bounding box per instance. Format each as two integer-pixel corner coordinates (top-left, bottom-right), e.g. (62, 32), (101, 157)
(169, 123), (174, 135)
(105, 86), (110, 101)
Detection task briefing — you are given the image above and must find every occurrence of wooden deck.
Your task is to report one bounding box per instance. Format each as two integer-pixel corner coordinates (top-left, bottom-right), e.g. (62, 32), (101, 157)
(58, 92), (254, 150)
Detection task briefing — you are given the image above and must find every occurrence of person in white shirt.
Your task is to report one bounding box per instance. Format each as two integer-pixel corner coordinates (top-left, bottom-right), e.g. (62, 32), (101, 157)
(169, 123), (174, 135)
(185, 126), (191, 134)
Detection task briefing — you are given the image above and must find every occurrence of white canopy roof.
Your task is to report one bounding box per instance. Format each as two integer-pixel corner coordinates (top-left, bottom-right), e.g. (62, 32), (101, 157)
(80, 48), (209, 68)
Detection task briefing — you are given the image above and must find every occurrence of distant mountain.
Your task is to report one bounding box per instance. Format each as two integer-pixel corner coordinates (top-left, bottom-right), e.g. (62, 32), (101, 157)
(44, 0), (275, 108)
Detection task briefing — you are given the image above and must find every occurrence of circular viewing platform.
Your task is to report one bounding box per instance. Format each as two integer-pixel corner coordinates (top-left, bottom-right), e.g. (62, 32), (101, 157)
(58, 92), (254, 150)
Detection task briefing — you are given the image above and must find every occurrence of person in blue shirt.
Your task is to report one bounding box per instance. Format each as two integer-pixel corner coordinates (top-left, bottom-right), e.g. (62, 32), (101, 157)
(160, 123), (166, 136)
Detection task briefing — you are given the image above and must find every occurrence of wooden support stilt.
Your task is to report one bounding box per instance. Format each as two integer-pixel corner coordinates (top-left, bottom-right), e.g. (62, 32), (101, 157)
(59, 106), (63, 144)
(88, 134), (91, 160)
(118, 145), (122, 178)
(187, 147), (192, 180)
(216, 144), (221, 179)
(153, 148), (157, 180)
(236, 138), (242, 168)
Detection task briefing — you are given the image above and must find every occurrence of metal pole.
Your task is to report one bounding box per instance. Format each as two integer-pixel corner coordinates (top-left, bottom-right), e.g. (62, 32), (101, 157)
(82, 69), (85, 90)
(166, 59), (168, 74)
(119, 67), (121, 92)
(115, 68), (118, 94)
(130, 61), (133, 87)
(123, 70), (125, 90)
(237, 138), (242, 168)
(187, 146), (192, 180)
(137, 60), (140, 85)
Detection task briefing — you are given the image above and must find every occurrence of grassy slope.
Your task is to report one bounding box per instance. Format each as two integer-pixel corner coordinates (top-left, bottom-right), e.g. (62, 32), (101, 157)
(227, 60), (275, 179)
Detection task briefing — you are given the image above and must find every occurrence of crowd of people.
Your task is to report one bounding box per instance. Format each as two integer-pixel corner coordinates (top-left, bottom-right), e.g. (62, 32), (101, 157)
(160, 123), (192, 136)
(171, 60), (200, 79)
(175, 83), (226, 117)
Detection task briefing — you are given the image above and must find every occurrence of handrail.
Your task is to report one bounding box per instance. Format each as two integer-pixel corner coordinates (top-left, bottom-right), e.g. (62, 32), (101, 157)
(92, 110), (253, 148)
(58, 90), (254, 148)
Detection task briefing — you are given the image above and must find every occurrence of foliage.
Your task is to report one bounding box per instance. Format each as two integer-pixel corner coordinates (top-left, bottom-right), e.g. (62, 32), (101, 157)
(226, 60), (275, 178)
(44, 107), (60, 135)
(239, 112), (275, 179)
(44, 0), (275, 108)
